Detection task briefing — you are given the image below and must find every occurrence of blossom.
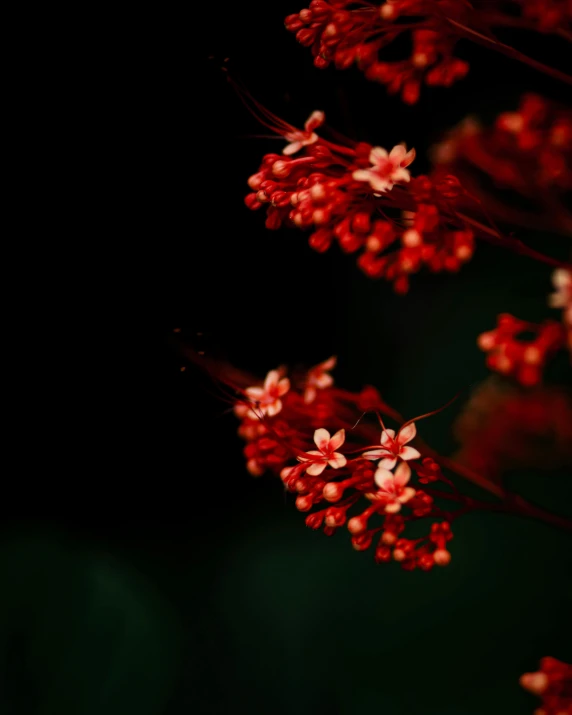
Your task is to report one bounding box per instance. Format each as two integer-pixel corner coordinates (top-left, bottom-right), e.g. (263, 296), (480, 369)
(298, 428), (347, 476)
(363, 422), (421, 469)
(244, 369), (291, 417)
(352, 144), (416, 193)
(370, 462), (416, 513)
(231, 360), (457, 569)
(283, 110), (325, 155)
(303, 355), (336, 403)
(245, 109), (477, 292)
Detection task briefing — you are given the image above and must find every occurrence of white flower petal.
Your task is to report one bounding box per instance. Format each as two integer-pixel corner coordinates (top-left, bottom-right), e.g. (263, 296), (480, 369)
(385, 502), (401, 514)
(391, 167), (411, 183)
(374, 467), (394, 489)
(352, 169), (374, 183)
(305, 110), (325, 131)
(283, 141), (303, 156)
(394, 461), (412, 487)
(399, 446), (421, 461)
(277, 377), (291, 396)
(306, 460), (327, 476)
(303, 386), (317, 404)
(378, 457), (397, 470)
(370, 146), (389, 164)
(315, 374), (334, 389)
(362, 449), (385, 460)
(328, 429), (345, 451)
(265, 400), (282, 417)
(328, 453), (347, 469)
(314, 428), (331, 451)
(245, 386), (265, 400)
(264, 370), (280, 390)
(398, 423), (417, 444)
(321, 356), (337, 371)
(553, 269), (571, 289)
(402, 147), (416, 167)
(389, 144), (407, 163)
(380, 429), (396, 447)
(398, 486), (416, 503)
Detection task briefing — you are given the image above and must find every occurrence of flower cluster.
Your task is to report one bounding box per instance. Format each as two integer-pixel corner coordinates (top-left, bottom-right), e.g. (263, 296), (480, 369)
(477, 313), (566, 386)
(520, 657), (572, 715)
(431, 94), (572, 236)
(285, 0), (470, 103)
(233, 358), (460, 570)
(285, 2), (570, 103)
(245, 110), (476, 293)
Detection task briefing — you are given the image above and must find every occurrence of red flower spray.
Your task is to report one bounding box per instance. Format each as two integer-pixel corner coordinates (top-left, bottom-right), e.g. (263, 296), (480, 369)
(181, 349), (572, 573)
(241, 98), (569, 293)
(285, 0), (572, 103)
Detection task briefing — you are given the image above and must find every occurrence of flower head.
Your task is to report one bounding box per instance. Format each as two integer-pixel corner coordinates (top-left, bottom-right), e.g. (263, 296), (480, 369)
(369, 462), (416, 513)
(231, 360), (456, 569)
(245, 369), (291, 417)
(353, 144), (416, 193)
(298, 427), (347, 476)
(363, 422), (421, 469)
(283, 110), (325, 156)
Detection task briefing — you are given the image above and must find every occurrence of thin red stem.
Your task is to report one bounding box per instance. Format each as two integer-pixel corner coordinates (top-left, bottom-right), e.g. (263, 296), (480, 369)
(446, 17), (572, 86)
(352, 394), (572, 532)
(457, 213), (572, 270)
(480, 12), (572, 43)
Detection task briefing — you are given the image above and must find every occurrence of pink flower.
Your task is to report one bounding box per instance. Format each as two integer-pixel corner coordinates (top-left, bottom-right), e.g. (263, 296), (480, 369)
(283, 110), (325, 156)
(298, 428), (347, 476)
(352, 144), (416, 193)
(245, 369), (291, 417)
(363, 422), (421, 468)
(371, 462), (416, 513)
(304, 355), (337, 403)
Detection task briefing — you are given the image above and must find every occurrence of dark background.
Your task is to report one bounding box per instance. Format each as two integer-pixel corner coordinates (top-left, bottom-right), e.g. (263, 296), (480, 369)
(2, 3), (571, 714)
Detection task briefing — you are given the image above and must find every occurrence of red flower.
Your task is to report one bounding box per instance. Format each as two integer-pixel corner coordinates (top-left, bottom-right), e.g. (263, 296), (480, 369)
(352, 144), (416, 193)
(244, 369), (291, 417)
(231, 358), (458, 569)
(298, 427), (347, 475)
(363, 423), (421, 468)
(368, 461), (416, 513)
(244, 107), (483, 292)
(283, 110), (325, 156)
